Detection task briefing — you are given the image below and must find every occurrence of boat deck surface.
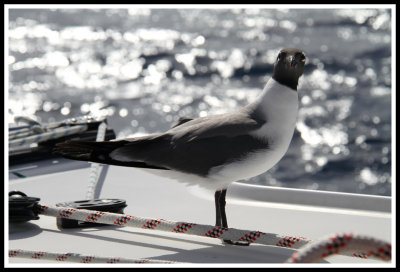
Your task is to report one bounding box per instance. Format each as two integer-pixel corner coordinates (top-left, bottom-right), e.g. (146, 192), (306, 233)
(8, 159), (392, 265)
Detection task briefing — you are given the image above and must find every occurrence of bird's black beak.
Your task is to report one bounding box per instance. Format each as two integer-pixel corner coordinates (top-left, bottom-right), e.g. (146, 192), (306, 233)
(290, 56), (296, 68)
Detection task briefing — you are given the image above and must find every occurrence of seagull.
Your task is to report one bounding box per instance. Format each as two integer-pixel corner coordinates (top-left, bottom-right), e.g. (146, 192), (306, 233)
(53, 48), (306, 245)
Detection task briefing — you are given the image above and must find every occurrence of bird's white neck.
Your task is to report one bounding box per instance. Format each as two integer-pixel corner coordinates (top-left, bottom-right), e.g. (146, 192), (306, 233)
(249, 78), (299, 141)
(255, 77), (298, 116)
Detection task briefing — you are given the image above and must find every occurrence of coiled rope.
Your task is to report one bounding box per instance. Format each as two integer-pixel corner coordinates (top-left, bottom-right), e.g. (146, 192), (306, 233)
(286, 233), (391, 263)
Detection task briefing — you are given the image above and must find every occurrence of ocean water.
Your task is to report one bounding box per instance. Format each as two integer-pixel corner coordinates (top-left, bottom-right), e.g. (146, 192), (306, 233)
(7, 7), (392, 196)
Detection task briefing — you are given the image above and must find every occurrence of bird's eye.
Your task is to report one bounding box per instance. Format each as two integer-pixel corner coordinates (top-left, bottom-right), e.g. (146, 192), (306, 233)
(277, 52), (286, 61)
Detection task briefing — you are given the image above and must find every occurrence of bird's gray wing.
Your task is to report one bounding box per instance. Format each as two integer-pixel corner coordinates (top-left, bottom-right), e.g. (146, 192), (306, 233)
(110, 109), (268, 176)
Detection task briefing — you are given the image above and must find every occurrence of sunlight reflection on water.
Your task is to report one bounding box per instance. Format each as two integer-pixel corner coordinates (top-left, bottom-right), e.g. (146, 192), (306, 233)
(7, 8), (392, 196)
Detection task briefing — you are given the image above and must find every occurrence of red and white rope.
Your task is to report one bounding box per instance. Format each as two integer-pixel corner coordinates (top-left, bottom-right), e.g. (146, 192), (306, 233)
(31, 204), (391, 263)
(8, 249), (182, 264)
(35, 204), (309, 249)
(285, 233), (391, 263)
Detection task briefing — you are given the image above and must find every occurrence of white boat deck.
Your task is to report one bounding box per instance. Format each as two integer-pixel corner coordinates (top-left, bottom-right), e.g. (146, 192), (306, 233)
(8, 159), (392, 265)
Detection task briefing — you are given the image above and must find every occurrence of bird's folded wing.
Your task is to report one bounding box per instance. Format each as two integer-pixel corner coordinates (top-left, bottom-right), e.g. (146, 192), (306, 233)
(111, 111), (268, 176)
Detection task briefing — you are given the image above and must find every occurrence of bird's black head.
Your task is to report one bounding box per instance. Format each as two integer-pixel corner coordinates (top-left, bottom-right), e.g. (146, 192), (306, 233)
(272, 48), (306, 91)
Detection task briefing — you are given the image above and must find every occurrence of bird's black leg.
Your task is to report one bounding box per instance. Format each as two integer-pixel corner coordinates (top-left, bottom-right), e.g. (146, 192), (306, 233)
(219, 189), (228, 228)
(215, 189), (249, 246)
(215, 190), (223, 227)
(214, 189), (228, 228)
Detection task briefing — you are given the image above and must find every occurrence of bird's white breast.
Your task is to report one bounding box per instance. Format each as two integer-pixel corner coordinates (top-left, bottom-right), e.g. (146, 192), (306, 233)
(209, 78), (299, 186)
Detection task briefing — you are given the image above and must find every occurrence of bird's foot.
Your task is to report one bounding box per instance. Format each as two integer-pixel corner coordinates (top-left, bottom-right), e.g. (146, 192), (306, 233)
(223, 239), (250, 246)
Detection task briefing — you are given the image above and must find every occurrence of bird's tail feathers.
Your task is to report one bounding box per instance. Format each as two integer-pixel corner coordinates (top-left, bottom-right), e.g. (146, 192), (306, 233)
(53, 140), (123, 163)
(53, 140), (169, 170)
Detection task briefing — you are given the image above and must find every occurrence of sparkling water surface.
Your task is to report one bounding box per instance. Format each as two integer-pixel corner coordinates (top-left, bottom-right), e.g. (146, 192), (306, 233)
(7, 8), (392, 196)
